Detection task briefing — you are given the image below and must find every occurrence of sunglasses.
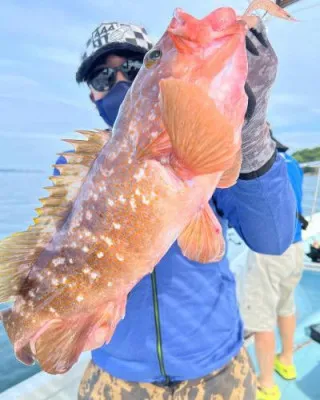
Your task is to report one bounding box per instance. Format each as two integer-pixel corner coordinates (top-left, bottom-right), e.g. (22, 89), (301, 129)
(88, 59), (143, 92)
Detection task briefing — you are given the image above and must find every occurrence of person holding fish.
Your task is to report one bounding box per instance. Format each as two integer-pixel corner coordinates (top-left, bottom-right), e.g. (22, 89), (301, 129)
(0, 1), (296, 400)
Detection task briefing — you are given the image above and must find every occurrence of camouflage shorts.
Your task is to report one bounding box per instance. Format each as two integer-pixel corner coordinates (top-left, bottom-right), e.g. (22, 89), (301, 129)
(78, 347), (256, 400)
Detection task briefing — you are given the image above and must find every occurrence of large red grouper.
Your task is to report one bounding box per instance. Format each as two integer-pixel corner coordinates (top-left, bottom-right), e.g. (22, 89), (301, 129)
(0, 0), (294, 374)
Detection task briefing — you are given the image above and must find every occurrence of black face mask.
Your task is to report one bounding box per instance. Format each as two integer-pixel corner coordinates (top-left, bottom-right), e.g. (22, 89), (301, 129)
(95, 81), (131, 127)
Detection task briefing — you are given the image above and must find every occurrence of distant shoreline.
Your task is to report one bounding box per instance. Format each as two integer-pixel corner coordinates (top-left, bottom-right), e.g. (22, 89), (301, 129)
(304, 171), (318, 176)
(0, 168), (44, 174)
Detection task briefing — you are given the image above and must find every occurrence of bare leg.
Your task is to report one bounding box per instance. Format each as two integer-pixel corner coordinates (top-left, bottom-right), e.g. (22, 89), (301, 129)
(255, 331), (276, 388)
(278, 314), (296, 364)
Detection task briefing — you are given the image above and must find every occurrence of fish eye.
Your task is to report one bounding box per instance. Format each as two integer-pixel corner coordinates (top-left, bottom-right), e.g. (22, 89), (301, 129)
(144, 49), (162, 68)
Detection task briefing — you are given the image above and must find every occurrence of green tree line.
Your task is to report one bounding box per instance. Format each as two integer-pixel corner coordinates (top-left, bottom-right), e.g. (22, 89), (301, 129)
(292, 147), (320, 174)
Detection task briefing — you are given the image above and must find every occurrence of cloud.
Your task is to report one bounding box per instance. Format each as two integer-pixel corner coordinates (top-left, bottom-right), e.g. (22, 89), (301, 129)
(29, 46), (80, 68)
(277, 131), (320, 152)
(0, 2), (93, 49)
(270, 93), (307, 107)
(0, 74), (39, 87)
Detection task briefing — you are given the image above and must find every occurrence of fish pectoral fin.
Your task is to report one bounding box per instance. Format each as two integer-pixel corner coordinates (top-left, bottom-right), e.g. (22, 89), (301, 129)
(217, 149), (242, 188)
(136, 130), (172, 161)
(159, 79), (239, 178)
(178, 203), (225, 263)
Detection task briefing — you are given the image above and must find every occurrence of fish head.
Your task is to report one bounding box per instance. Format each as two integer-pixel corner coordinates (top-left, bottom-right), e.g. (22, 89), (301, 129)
(167, 7), (249, 133)
(122, 6), (248, 147)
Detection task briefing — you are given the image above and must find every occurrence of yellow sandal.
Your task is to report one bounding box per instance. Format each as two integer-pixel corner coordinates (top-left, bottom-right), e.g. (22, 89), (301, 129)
(274, 355), (297, 380)
(256, 384), (281, 400)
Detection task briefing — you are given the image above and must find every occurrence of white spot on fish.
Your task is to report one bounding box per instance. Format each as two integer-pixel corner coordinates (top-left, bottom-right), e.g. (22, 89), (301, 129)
(97, 252), (104, 259)
(142, 195), (150, 205)
(149, 113), (156, 121)
(82, 246), (89, 253)
(52, 278), (59, 286)
(79, 234), (83, 239)
(108, 199), (114, 206)
(135, 188), (141, 196)
(151, 191), (157, 198)
(49, 307), (56, 313)
(130, 198), (137, 211)
(128, 157), (132, 164)
(113, 223), (121, 230)
(37, 274), (44, 281)
(134, 168), (145, 182)
(151, 131), (157, 138)
(28, 290), (35, 298)
(101, 236), (113, 246)
(83, 267), (90, 274)
(119, 195), (126, 204)
(93, 194), (98, 201)
(62, 277), (67, 284)
(52, 257), (65, 267)
(76, 295), (84, 302)
(91, 272), (99, 280)
(46, 270), (52, 276)
(71, 242), (77, 249)
(86, 210), (92, 220)
(69, 258), (74, 264)
(84, 231), (92, 237)
(116, 253), (124, 262)
(107, 282), (113, 287)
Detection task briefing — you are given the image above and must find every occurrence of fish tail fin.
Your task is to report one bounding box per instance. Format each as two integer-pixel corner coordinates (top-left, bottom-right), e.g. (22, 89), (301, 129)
(0, 231), (51, 302)
(31, 299), (126, 374)
(0, 130), (110, 303)
(159, 79), (239, 178)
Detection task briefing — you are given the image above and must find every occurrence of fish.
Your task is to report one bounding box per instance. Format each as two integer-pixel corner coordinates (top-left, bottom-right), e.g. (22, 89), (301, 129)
(0, 0), (294, 375)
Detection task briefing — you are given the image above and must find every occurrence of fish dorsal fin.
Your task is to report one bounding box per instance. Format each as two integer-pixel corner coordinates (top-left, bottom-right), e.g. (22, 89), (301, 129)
(178, 203), (225, 263)
(0, 129), (110, 303)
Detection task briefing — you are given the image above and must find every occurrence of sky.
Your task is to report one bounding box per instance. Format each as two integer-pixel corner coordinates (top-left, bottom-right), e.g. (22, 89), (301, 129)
(0, 0), (319, 172)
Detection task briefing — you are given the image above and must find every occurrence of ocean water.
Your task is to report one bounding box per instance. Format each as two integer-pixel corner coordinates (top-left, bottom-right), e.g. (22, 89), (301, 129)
(0, 171), (319, 393)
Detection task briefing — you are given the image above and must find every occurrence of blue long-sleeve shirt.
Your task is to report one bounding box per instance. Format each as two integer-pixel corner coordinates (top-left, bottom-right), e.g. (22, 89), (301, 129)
(279, 152), (303, 243)
(54, 152), (296, 383)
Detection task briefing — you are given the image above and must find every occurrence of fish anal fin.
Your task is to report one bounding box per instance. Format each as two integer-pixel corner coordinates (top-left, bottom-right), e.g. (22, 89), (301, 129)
(160, 79), (238, 178)
(136, 130), (172, 161)
(217, 150), (242, 188)
(178, 203), (225, 263)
